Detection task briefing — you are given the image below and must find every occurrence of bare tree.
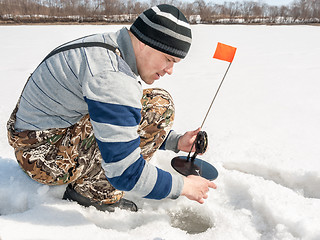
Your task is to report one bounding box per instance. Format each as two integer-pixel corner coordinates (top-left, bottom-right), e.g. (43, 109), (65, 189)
(194, 0), (212, 23)
(103, 0), (123, 16)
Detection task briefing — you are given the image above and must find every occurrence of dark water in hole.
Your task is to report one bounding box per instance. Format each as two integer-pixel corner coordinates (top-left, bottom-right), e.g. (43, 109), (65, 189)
(169, 208), (214, 234)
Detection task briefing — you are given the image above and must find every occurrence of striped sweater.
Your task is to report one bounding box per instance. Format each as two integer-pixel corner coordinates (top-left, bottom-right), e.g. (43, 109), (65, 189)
(15, 27), (184, 200)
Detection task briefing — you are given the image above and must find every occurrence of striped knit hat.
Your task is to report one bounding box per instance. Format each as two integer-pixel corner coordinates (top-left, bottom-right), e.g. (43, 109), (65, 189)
(130, 4), (192, 59)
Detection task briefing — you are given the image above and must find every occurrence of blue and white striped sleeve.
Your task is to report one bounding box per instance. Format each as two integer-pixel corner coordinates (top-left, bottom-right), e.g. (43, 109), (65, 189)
(82, 51), (183, 199)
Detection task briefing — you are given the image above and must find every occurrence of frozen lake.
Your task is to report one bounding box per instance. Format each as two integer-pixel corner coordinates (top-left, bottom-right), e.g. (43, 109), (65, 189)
(0, 24), (320, 240)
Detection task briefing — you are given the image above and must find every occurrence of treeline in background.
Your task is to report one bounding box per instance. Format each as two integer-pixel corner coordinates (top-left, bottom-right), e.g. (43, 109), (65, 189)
(1, 0), (320, 24)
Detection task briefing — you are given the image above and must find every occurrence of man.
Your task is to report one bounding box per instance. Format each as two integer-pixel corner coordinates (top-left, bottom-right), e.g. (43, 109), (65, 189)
(7, 4), (216, 212)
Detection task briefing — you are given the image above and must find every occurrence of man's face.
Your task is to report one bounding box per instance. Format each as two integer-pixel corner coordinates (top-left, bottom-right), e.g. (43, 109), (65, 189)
(136, 44), (181, 85)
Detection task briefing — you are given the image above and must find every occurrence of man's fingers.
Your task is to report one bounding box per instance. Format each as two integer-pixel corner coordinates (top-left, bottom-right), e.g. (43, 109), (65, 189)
(208, 181), (217, 189)
(182, 175), (217, 204)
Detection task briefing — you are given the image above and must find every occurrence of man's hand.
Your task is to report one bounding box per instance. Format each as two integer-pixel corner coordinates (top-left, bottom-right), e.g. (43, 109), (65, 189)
(181, 175), (217, 204)
(177, 128), (202, 152)
(178, 128), (215, 203)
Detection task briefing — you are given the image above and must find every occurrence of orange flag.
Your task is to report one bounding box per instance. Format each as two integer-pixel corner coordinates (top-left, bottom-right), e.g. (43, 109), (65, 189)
(213, 42), (237, 63)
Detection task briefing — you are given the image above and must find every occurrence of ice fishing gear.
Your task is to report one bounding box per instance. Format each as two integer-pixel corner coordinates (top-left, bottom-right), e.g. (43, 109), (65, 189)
(171, 42), (237, 181)
(171, 131), (218, 180)
(188, 130), (208, 161)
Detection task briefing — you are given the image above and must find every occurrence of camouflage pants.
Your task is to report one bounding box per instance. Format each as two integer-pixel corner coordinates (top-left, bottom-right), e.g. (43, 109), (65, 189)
(7, 88), (175, 204)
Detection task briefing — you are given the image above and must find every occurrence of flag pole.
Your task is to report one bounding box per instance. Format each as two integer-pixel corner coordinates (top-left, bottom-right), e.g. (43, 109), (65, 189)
(186, 42), (236, 161)
(187, 61), (232, 160)
(200, 61), (232, 129)
(172, 42), (236, 180)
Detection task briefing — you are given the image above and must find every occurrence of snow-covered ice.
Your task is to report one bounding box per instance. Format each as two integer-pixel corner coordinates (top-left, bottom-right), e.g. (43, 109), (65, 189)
(0, 24), (320, 240)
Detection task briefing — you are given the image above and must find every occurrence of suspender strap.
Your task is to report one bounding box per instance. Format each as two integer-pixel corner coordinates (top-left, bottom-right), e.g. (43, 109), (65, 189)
(41, 42), (118, 65)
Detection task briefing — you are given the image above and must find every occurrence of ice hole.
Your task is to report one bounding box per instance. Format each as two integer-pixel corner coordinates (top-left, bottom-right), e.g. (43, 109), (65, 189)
(169, 207), (214, 234)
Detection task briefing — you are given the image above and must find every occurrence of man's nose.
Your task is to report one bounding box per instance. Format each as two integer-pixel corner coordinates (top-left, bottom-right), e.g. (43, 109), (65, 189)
(164, 63), (174, 75)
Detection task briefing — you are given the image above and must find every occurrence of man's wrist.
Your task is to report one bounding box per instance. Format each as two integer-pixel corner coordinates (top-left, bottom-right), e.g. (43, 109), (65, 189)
(164, 130), (182, 153)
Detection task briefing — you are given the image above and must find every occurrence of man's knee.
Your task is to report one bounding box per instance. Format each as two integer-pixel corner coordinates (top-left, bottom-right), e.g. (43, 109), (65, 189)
(139, 88), (175, 161)
(141, 88), (175, 127)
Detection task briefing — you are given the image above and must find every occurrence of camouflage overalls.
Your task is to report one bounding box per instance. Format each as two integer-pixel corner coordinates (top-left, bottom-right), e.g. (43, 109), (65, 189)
(7, 88), (175, 204)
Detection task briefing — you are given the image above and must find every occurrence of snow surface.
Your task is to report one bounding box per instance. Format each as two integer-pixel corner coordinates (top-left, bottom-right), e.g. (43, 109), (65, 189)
(0, 24), (320, 240)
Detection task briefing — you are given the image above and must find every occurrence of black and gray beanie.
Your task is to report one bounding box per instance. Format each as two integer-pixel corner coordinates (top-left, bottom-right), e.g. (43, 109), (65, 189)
(130, 4), (192, 59)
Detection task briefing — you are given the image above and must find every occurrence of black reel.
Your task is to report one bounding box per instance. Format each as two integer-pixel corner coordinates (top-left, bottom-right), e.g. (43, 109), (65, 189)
(171, 131), (218, 180)
(196, 131), (208, 153)
(190, 131), (208, 161)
